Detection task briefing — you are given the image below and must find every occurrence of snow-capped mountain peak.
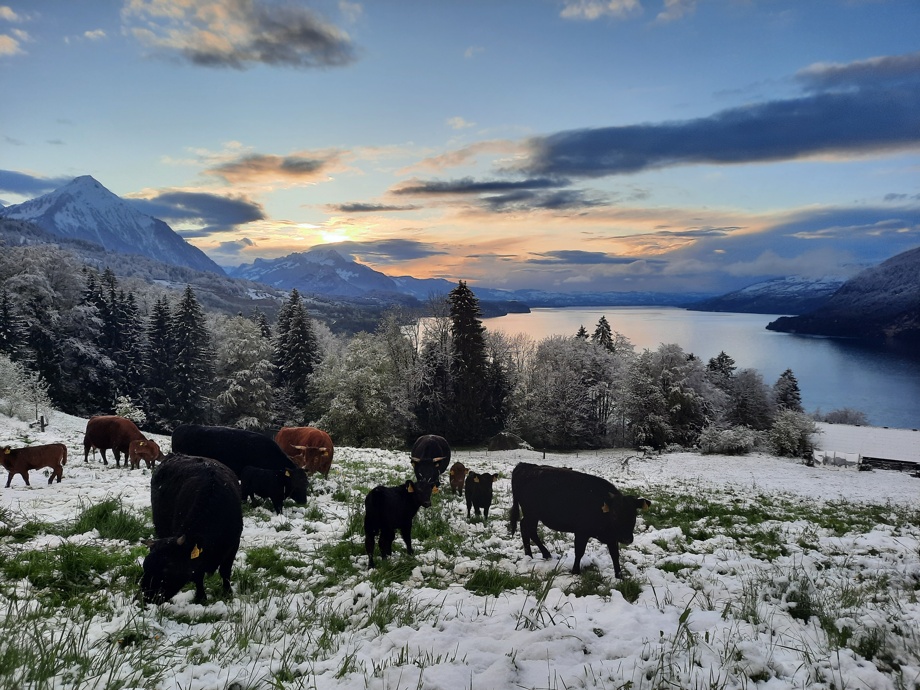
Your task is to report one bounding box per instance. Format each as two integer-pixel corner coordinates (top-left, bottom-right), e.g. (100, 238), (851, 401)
(0, 177), (223, 274)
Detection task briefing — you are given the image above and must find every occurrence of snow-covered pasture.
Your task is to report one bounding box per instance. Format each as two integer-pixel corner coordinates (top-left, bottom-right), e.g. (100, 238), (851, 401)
(1, 411), (919, 690)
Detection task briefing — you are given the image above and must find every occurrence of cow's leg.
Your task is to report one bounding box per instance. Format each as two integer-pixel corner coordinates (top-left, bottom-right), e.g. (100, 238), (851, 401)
(606, 541), (623, 579)
(83, 444), (90, 463)
(47, 469), (54, 485)
(21, 471), (30, 487)
(572, 532), (590, 574)
(483, 504), (490, 523)
(364, 522), (377, 568)
(522, 517), (551, 559)
(466, 497), (472, 517)
(114, 449), (122, 468)
(219, 550), (236, 595)
(380, 527), (396, 559)
(399, 524), (414, 556)
(193, 574), (207, 604)
(100, 449), (108, 466)
(4, 472), (11, 488)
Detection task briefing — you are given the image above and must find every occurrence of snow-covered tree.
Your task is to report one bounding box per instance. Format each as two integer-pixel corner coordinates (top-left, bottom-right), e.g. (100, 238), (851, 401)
(591, 316), (613, 351)
(274, 289), (319, 411)
(768, 409), (817, 458)
(728, 368), (774, 430)
(213, 314), (275, 430)
(144, 296), (174, 430)
(773, 368), (803, 412)
(168, 286), (214, 425)
(0, 353), (53, 423)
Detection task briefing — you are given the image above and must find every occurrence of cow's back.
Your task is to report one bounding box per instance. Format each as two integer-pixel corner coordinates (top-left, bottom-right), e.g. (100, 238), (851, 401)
(151, 453), (242, 543)
(84, 415), (144, 450)
(172, 424), (308, 503)
(512, 463), (618, 533)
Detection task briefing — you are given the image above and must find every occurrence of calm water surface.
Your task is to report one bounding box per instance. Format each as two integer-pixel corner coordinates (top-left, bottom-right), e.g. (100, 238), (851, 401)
(482, 307), (920, 429)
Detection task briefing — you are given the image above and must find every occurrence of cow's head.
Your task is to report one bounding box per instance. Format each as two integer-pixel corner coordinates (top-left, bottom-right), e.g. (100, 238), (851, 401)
(405, 479), (435, 508)
(140, 534), (202, 605)
(603, 493), (651, 545)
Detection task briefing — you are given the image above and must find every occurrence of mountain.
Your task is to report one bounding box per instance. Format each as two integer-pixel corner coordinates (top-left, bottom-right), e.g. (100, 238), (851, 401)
(767, 245), (920, 342)
(685, 276), (847, 315)
(0, 176), (223, 275)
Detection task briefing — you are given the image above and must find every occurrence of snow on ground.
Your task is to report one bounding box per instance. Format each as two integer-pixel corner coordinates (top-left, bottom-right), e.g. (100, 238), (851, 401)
(1, 411), (919, 690)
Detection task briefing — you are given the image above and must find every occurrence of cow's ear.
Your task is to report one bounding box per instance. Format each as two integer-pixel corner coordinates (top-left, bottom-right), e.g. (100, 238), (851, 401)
(641, 499), (651, 511)
(141, 538), (155, 548)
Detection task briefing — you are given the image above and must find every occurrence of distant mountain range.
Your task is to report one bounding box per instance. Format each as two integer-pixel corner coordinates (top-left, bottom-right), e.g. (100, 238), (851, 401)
(767, 245), (920, 342)
(685, 276), (847, 315)
(0, 176), (223, 274)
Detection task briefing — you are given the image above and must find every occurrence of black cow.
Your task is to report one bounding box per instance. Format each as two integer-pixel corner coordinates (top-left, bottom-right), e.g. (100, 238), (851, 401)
(410, 434), (451, 485)
(141, 453), (243, 604)
(364, 479), (435, 568)
(465, 471), (497, 522)
(240, 465), (291, 515)
(509, 462), (651, 578)
(172, 424), (308, 504)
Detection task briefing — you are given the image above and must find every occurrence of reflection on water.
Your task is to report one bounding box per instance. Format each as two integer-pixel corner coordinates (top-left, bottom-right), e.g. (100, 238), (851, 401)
(482, 307), (920, 429)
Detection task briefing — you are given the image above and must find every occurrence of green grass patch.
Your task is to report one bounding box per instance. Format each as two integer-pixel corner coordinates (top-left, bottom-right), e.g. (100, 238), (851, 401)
(67, 499), (151, 542)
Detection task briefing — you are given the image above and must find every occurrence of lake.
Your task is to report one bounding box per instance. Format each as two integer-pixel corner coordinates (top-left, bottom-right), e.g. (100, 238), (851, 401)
(481, 306), (920, 430)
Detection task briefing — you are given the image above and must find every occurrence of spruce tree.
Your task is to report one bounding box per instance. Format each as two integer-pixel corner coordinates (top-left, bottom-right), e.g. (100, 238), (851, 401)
(591, 316), (614, 351)
(169, 286), (214, 425)
(773, 368), (803, 412)
(0, 289), (25, 360)
(144, 296), (174, 429)
(274, 289), (318, 413)
(575, 325), (589, 340)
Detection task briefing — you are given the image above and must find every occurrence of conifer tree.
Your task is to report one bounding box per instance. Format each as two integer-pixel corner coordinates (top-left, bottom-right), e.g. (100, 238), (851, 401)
(169, 286), (214, 425)
(706, 351), (736, 392)
(0, 288), (25, 360)
(575, 325), (589, 340)
(144, 296), (174, 429)
(274, 289), (318, 413)
(773, 368), (803, 412)
(591, 316), (614, 351)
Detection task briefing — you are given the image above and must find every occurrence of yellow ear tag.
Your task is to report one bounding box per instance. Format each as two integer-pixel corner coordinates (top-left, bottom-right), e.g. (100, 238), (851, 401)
(601, 503), (610, 513)
(285, 470), (291, 477)
(190, 545), (202, 559)
(408, 484), (414, 493)
(4, 449), (9, 455)
(474, 477), (480, 483)
(449, 470), (454, 476)
(432, 486), (439, 494)
(139, 441), (145, 447)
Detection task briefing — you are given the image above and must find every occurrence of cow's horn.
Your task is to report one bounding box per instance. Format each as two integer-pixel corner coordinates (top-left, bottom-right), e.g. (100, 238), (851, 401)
(177, 535), (186, 546)
(411, 457), (420, 463)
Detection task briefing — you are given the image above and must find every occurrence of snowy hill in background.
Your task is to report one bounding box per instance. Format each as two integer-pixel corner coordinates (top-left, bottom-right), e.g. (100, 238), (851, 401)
(0, 176), (223, 275)
(686, 276), (847, 315)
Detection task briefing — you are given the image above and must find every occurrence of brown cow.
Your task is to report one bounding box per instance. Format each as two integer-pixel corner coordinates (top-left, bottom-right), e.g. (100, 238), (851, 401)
(448, 461), (468, 496)
(2, 443), (67, 487)
(129, 439), (163, 470)
(274, 427), (334, 477)
(83, 415), (147, 468)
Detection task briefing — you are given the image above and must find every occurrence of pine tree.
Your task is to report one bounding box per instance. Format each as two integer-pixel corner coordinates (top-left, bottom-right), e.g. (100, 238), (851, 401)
(591, 316), (614, 351)
(274, 289), (319, 413)
(0, 288), (25, 360)
(447, 281), (504, 443)
(575, 325), (589, 340)
(169, 286), (214, 425)
(144, 296), (175, 429)
(773, 368), (803, 412)
(707, 351), (736, 392)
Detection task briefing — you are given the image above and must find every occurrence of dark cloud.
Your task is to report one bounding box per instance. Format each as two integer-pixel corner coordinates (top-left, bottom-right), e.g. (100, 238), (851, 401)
(329, 202), (420, 213)
(392, 176), (569, 195)
(517, 51), (920, 179)
(129, 191), (265, 234)
(323, 239), (448, 264)
(207, 152), (340, 184)
(525, 250), (641, 266)
(482, 188), (608, 212)
(125, 0), (356, 70)
(0, 169), (70, 196)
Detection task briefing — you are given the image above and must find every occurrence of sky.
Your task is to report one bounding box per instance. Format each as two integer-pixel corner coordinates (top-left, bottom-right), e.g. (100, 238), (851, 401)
(2, 0), (919, 294)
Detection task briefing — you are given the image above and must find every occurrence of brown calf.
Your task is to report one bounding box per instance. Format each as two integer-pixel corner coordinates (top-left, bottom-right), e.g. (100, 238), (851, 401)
(129, 439), (163, 469)
(448, 461), (468, 496)
(275, 426), (334, 477)
(2, 443), (67, 487)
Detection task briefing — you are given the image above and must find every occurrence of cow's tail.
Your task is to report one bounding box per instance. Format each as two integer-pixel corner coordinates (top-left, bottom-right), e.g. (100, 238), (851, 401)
(509, 493), (520, 536)
(61, 445), (68, 466)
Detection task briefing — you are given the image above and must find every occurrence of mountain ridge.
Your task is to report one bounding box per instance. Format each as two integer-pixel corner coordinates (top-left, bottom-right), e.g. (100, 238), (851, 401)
(0, 176), (224, 274)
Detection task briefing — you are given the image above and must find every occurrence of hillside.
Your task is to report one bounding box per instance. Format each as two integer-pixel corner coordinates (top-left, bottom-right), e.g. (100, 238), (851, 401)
(0, 410), (917, 689)
(767, 245), (920, 341)
(687, 276), (846, 315)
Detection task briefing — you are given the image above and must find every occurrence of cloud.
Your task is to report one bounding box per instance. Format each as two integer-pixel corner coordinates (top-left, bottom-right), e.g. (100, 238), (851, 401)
(122, 0), (357, 69)
(0, 7), (22, 22)
(392, 176), (569, 196)
(447, 116), (475, 130)
(560, 0), (642, 21)
(525, 250), (640, 265)
(464, 45), (484, 59)
(327, 202), (419, 213)
(516, 51), (920, 179)
(407, 139), (524, 173)
(0, 170), (71, 196)
(206, 150), (345, 184)
(83, 29), (107, 41)
(655, 0), (696, 23)
(128, 190), (265, 233)
(323, 238), (449, 264)
(480, 188), (609, 212)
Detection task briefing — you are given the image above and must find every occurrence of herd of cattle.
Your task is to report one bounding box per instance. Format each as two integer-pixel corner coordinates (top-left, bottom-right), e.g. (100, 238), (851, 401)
(1, 416), (651, 605)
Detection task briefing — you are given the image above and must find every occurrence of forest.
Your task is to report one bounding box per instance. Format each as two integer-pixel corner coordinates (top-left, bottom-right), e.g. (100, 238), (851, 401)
(0, 246), (862, 456)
